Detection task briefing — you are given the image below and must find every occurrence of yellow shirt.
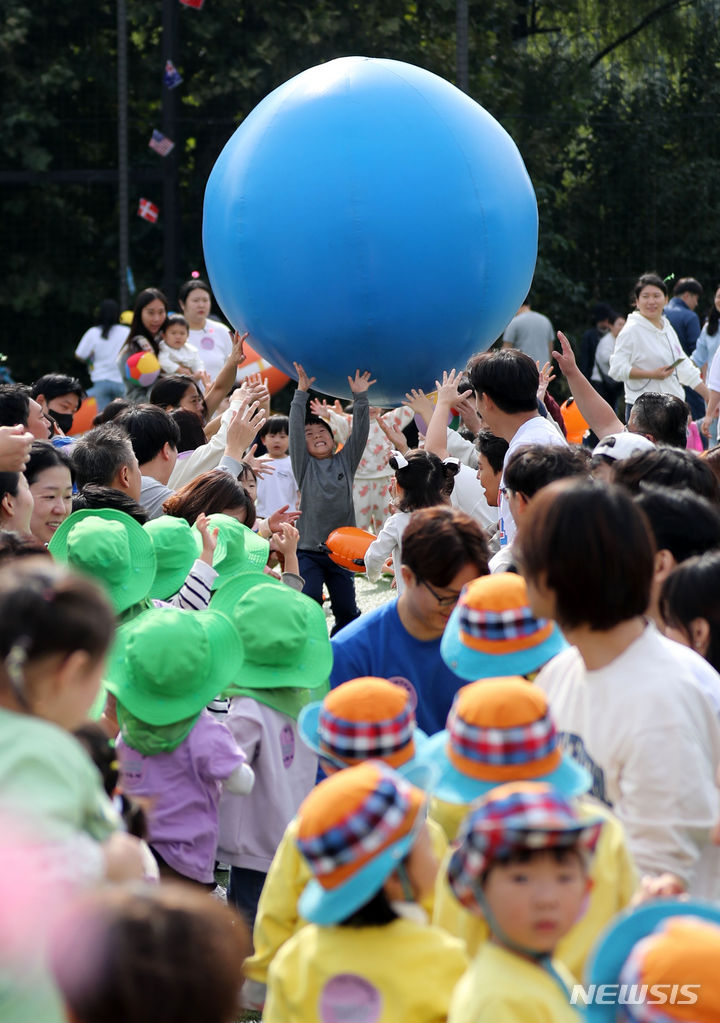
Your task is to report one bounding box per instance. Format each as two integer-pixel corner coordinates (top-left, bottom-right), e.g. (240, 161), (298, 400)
(433, 797), (637, 979)
(265, 917), (468, 1023)
(245, 814), (448, 986)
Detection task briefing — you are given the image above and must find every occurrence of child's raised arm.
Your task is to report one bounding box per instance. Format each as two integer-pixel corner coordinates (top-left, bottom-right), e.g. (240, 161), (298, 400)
(288, 361), (314, 483)
(342, 369), (375, 470)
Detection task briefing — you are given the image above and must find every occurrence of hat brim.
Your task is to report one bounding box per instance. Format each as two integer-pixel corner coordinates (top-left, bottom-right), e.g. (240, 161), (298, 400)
(440, 608), (567, 680)
(145, 525), (202, 600)
(416, 729), (591, 804)
(104, 608), (245, 724)
(585, 899), (720, 1021)
(49, 508), (157, 613)
(298, 702), (429, 772)
(213, 578), (332, 691)
(298, 806), (424, 926)
(205, 514), (269, 583)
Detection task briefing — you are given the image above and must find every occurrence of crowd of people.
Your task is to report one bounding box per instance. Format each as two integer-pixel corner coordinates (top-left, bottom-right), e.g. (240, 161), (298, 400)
(3, 270), (720, 1022)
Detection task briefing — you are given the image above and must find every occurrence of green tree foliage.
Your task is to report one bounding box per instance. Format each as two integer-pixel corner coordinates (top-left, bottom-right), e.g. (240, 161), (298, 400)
(2, 0), (720, 381)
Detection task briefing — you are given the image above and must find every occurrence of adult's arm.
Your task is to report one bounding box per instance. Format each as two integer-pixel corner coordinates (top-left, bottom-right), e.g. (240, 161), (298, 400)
(554, 331), (623, 440)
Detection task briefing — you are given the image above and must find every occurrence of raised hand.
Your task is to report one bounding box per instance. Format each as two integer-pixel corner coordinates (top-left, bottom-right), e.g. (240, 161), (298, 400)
(194, 512), (219, 565)
(243, 443), (275, 478)
(231, 330), (249, 365)
(309, 397), (330, 418)
(348, 369), (377, 394)
(536, 361), (556, 402)
(225, 401), (266, 460)
(267, 504), (302, 532)
(403, 387), (435, 424)
(293, 362), (316, 392)
(553, 331), (580, 378)
(434, 368), (464, 404)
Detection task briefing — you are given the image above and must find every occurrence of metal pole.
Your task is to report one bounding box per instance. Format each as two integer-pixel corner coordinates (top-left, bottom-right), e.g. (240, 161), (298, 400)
(456, 0), (469, 93)
(117, 0), (129, 308)
(162, 0), (179, 301)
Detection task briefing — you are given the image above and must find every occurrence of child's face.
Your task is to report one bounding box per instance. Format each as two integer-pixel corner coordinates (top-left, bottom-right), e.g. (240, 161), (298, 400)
(240, 471), (257, 502)
(482, 849), (589, 954)
(163, 323), (190, 350)
(476, 454), (501, 507)
(304, 424), (333, 459)
(265, 430), (289, 458)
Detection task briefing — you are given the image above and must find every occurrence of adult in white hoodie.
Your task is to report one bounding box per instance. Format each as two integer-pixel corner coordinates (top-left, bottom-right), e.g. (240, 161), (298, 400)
(609, 272), (709, 417)
(515, 479), (720, 900)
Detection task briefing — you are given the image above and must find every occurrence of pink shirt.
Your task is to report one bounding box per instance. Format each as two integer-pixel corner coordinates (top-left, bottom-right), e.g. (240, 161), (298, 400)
(117, 710), (245, 882)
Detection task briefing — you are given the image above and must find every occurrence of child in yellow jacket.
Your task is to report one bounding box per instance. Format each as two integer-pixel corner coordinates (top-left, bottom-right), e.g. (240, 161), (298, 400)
(264, 760), (467, 1023)
(446, 781), (603, 1023)
(419, 677), (637, 981)
(242, 675), (448, 1013)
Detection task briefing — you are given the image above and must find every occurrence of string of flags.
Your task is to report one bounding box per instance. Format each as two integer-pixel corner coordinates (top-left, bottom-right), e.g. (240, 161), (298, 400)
(136, 2), (205, 224)
(138, 198), (159, 224)
(149, 129), (175, 157)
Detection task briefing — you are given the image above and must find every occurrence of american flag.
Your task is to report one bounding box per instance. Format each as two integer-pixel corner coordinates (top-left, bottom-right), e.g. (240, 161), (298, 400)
(149, 130), (175, 157)
(137, 199), (159, 224)
(163, 60), (183, 89)
(180, 0), (205, 7)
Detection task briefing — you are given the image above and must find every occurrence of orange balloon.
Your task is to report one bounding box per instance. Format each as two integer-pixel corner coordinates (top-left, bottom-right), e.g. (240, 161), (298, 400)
(237, 342), (290, 396)
(324, 526), (377, 573)
(68, 396), (98, 436)
(560, 397), (589, 444)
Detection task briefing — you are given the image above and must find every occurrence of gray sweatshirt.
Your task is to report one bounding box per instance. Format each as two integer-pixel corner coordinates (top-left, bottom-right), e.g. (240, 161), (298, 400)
(289, 390), (369, 551)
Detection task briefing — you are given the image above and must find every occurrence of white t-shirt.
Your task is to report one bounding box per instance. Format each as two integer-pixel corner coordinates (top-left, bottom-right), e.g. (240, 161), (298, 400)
(75, 324), (129, 382)
(498, 415), (567, 546)
(536, 623), (720, 897)
(188, 319), (233, 381)
(450, 463), (497, 530)
(255, 455), (299, 518)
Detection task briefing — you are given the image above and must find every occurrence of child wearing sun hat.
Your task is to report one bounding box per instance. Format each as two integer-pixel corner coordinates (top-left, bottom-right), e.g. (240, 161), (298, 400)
(241, 675), (447, 1012)
(48, 507), (157, 620)
(446, 781), (603, 1023)
(105, 606), (255, 886)
(585, 899), (720, 1022)
(440, 572), (567, 681)
(143, 513), (226, 608)
(420, 677), (637, 980)
(210, 572), (332, 932)
(263, 760), (468, 1023)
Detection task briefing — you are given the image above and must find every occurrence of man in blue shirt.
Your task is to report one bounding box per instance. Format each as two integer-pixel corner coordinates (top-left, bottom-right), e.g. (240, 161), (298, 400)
(330, 506), (489, 734)
(665, 277), (704, 421)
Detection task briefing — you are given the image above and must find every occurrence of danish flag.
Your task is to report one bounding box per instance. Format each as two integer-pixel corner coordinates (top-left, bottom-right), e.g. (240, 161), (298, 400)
(137, 198), (159, 223)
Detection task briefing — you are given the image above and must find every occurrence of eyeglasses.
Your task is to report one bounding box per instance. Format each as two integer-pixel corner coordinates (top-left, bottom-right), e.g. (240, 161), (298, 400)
(419, 578), (462, 608)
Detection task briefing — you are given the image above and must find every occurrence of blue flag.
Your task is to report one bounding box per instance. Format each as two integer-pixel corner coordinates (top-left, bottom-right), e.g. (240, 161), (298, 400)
(163, 60), (183, 89)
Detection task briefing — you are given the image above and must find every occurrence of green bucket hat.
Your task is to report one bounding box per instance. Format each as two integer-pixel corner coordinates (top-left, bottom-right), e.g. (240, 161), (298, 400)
(49, 508), (157, 613)
(143, 515), (228, 600)
(205, 513), (269, 585)
(104, 606), (245, 725)
(211, 576), (331, 690)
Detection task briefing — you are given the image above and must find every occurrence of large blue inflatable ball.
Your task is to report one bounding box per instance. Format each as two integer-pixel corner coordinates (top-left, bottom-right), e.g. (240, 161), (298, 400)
(203, 56), (538, 404)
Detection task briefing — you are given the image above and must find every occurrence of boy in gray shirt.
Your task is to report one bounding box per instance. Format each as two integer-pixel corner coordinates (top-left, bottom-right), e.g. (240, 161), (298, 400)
(289, 362), (374, 633)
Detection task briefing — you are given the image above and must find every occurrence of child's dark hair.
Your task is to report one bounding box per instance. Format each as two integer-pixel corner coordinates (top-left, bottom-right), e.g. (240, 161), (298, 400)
(74, 723), (147, 838)
(634, 485), (720, 564)
(661, 551), (720, 673)
(0, 530), (50, 564)
(49, 884), (248, 1023)
(504, 444), (589, 501)
(304, 413), (334, 440)
(72, 485), (149, 525)
(93, 398), (131, 426)
(170, 409), (207, 453)
(389, 449), (458, 511)
(476, 429), (509, 474)
(338, 886), (399, 928)
(0, 559), (115, 691)
(481, 844), (587, 886)
(614, 448), (719, 502)
(163, 313), (189, 334)
(259, 414), (289, 438)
